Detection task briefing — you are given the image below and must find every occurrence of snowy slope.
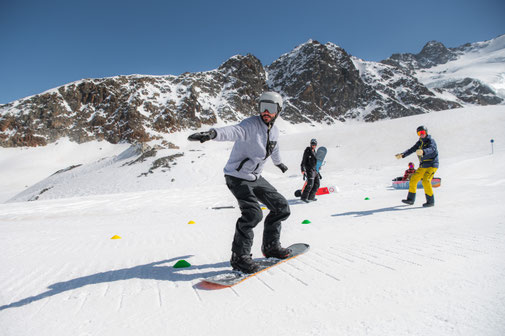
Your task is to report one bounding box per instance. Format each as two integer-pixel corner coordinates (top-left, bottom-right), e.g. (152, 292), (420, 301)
(416, 35), (505, 99)
(0, 140), (131, 202)
(1, 106), (505, 336)
(4, 105), (504, 203)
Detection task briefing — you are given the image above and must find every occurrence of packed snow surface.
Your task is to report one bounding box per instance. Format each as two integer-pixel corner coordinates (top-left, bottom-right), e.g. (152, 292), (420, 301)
(1, 106), (504, 336)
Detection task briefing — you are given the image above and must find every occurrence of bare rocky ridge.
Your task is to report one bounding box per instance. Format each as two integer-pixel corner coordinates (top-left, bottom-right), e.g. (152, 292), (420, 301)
(1, 36), (503, 147)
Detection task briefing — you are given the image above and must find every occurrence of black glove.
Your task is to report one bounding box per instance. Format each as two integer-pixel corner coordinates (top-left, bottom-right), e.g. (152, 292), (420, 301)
(276, 163), (288, 173)
(188, 129), (217, 143)
(318, 172), (322, 179)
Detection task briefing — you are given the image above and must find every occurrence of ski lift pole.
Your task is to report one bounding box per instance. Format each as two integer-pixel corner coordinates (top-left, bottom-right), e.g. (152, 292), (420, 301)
(490, 139), (494, 154)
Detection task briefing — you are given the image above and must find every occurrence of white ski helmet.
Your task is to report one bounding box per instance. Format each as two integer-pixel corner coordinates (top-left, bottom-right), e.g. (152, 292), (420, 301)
(258, 91), (283, 114)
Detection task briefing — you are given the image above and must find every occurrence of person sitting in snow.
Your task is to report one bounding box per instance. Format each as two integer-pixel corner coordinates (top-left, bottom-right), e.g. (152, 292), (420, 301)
(402, 162), (416, 181)
(395, 125), (438, 207)
(187, 91), (291, 274)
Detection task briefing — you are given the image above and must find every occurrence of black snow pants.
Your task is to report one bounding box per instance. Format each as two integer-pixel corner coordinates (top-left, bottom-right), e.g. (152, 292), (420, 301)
(301, 169), (320, 200)
(225, 175), (290, 256)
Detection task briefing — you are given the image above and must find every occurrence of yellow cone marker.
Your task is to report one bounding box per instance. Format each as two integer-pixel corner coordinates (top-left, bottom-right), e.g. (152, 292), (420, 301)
(111, 235), (121, 239)
(188, 220), (196, 224)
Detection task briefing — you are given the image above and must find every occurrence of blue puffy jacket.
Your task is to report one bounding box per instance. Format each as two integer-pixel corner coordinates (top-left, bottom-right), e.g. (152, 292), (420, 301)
(402, 135), (439, 168)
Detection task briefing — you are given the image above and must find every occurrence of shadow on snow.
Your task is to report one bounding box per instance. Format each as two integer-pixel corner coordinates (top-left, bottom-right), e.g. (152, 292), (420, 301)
(0, 256), (231, 311)
(331, 205), (418, 217)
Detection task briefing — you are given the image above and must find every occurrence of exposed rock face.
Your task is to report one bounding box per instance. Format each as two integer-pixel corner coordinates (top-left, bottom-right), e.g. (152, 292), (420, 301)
(2, 36), (502, 147)
(0, 54), (267, 147)
(383, 41), (460, 71)
(440, 78), (503, 105)
(268, 40), (458, 122)
(267, 40), (367, 123)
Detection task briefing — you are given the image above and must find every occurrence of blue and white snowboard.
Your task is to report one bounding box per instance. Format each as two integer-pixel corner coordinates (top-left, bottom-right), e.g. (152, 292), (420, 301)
(315, 146), (327, 171)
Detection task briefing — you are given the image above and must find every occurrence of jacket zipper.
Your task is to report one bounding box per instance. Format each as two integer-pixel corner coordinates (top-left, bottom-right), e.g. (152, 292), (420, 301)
(264, 124), (271, 159)
(236, 158), (249, 171)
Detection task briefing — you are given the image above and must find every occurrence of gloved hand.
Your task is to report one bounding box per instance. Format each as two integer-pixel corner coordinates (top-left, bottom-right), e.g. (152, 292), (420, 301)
(416, 149), (424, 156)
(188, 129), (217, 143)
(395, 153), (403, 159)
(318, 172), (322, 179)
(276, 163), (288, 173)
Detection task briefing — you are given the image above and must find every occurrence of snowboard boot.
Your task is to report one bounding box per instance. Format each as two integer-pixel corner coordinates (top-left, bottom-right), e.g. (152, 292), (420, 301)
(423, 194), (435, 207)
(308, 197), (317, 202)
(230, 253), (261, 274)
(402, 192), (416, 205)
(262, 242), (291, 259)
(300, 198), (309, 203)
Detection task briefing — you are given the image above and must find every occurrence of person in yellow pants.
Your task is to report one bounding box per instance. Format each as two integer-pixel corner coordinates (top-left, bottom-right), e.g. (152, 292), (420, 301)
(408, 167), (438, 200)
(395, 126), (439, 207)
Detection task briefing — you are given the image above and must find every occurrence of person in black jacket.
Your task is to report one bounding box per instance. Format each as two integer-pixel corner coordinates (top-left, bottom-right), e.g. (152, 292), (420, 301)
(300, 139), (320, 203)
(395, 125), (439, 207)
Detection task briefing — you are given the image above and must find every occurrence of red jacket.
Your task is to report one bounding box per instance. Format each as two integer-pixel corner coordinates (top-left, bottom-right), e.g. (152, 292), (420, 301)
(403, 168), (416, 181)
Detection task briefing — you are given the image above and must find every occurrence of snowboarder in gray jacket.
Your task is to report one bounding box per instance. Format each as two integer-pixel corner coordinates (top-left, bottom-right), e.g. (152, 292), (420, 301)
(188, 91), (291, 273)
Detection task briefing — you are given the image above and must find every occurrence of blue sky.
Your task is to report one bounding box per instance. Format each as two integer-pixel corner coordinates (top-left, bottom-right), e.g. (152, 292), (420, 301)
(1, 0), (504, 104)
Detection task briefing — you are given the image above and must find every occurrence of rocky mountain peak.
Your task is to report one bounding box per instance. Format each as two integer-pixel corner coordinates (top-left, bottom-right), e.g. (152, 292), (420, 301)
(271, 39), (351, 70)
(267, 40), (362, 123)
(2, 36), (502, 148)
(381, 35), (504, 106)
(218, 54), (264, 76)
(382, 40), (457, 71)
(417, 40), (457, 68)
(419, 40), (448, 55)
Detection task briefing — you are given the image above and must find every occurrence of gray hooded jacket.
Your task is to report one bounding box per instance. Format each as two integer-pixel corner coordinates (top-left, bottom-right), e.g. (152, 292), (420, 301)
(212, 116), (281, 181)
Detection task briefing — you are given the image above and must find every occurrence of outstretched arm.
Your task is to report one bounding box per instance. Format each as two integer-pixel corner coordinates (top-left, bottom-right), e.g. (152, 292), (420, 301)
(402, 140), (421, 158)
(213, 124), (247, 142)
(188, 123), (247, 143)
(187, 129), (217, 143)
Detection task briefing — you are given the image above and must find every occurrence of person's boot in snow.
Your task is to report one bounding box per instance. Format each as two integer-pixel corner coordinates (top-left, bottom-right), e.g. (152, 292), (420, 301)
(402, 192), (416, 205)
(300, 198), (309, 203)
(262, 242), (291, 259)
(423, 194), (435, 207)
(230, 253), (260, 274)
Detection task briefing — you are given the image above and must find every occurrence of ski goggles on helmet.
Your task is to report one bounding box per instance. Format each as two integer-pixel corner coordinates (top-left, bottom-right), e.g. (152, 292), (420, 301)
(259, 101), (280, 115)
(417, 130), (426, 136)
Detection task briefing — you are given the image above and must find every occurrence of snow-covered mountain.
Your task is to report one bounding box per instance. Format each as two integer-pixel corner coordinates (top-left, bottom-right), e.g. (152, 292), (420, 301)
(3, 105), (504, 203)
(1, 106), (504, 336)
(268, 40), (458, 123)
(1, 35), (503, 148)
(0, 54), (268, 147)
(382, 34), (505, 105)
